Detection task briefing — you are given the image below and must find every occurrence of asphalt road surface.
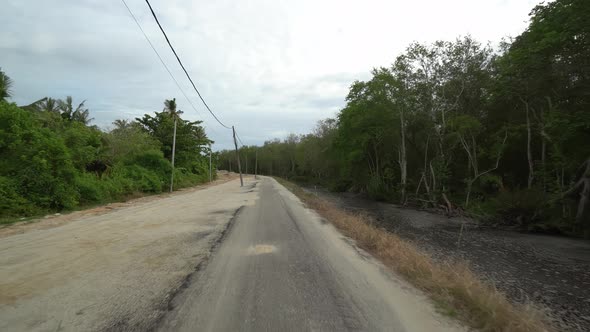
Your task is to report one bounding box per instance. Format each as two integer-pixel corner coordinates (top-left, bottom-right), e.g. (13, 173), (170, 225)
(0, 175), (460, 332)
(158, 177), (460, 332)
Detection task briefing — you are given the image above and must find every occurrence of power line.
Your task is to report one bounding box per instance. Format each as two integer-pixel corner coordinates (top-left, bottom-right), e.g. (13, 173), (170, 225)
(119, 0), (219, 138)
(235, 131), (246, 147)
(144, 0), (232, 130)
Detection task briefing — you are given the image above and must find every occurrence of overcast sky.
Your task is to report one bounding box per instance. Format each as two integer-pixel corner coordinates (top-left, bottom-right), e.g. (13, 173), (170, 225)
(1, 0), (541, 150)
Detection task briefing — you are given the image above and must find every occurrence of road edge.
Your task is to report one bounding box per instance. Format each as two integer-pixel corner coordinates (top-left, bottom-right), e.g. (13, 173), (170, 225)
(105, 205), (245, 332)
(274, 177), (554, 332)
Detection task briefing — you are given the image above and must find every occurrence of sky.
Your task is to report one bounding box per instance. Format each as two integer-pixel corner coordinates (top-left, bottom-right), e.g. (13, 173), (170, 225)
(1, 0), (542, 150)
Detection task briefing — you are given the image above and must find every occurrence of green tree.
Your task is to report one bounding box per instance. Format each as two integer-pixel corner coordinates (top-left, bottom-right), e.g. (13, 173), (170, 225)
(58, 96), (93, 125)
(0, 68), (13, 101)
(0, 101), (78, 211)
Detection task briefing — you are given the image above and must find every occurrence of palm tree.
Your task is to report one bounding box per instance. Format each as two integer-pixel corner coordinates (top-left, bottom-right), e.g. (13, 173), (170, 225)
(112, 119), (132, 131)
(58, 96), (93, 125)
(164, 98), (182, 192)
(0, 68), (13, 102)
(40, 97), (59, 113)
(19, 97), (47, 112)
(58, 96), (75, 119)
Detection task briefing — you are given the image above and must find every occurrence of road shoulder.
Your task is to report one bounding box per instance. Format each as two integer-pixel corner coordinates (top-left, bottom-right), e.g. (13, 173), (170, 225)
(0, 178), (257, 332)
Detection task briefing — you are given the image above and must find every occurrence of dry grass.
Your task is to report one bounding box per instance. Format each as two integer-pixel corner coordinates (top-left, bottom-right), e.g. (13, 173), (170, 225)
(277, 178), (553, 332)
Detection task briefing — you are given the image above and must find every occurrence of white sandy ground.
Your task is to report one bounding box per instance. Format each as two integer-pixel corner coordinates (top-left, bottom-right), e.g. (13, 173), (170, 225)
(0, 177), (258, 331)
(0, 176), (464, 332)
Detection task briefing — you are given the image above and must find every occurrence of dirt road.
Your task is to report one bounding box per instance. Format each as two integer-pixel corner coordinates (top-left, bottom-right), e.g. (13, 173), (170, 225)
(0, 177), (258, 331)
(1, 177), (462, 331)
(158, 177), (461, 331)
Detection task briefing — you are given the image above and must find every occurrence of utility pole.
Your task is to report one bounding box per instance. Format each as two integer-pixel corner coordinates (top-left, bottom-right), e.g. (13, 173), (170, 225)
(232, 126), (243, 187)
(169, 116), (177, 193)
(245, 152), (248, 176)
(209, 143), (212, 182)
(255, 148), (258, 179)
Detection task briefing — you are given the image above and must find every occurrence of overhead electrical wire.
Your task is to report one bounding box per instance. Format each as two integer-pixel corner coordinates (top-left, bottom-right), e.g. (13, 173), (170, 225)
(235, 131), (246, 147)
(119, 0), (219, 137)
(144, 0), (232, 130)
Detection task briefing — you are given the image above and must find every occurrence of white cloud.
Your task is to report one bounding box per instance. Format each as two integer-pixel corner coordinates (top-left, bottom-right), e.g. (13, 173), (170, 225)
(0, 0), (542, 150)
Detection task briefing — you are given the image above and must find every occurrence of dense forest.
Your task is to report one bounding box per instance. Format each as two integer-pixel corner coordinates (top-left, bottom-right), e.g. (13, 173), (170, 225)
(219, 0), (590, 236)
(0, 73), (214, 220)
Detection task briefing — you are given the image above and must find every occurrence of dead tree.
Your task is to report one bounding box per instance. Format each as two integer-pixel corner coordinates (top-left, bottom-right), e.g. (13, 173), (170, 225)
(519, 97), (535, 189)
(563, 158), (590, 226)
(459, 129), (508, 207)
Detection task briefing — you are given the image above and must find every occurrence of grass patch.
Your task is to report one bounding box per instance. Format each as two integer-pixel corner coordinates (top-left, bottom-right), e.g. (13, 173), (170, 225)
(276, 177), (553, 332)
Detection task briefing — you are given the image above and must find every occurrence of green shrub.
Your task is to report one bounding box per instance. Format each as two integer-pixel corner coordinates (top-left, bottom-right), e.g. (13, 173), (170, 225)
(101, 173), (131, 200)
(486, 188), (547, 226)
(127, 150), (172, 181)
(0, 100), (212, 218)
(116, 164), (162, 193)
(75, 173), (106, 204)
(0, 176), (38, 216)
(173, 167), (204, 189)
(367, 175), (388, 201)
(0, 101), (79, 211)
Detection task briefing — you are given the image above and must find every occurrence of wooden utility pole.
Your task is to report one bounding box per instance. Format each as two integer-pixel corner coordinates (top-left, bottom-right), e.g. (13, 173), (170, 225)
(209, 143), (212, 182)
(255, 149), (258, 179)
(169, 116), (177, 193)
(232, 126), (243, 186)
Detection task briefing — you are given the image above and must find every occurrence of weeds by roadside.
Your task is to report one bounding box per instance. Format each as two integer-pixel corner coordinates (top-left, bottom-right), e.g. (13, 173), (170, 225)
(276, 178), (553, 332)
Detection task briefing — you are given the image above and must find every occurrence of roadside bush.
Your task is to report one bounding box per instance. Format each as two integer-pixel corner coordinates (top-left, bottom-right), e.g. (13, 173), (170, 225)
(485, 188), (547, 226)
(115, 164), (162, 193)
(75, 173), (106, 204)
(188, 158), (209, 175)
(327, 178), (351, 192)
(0, 99), (212, 220)
(61, 122), (102, 171)
(126, 150), (172, 182)
(367, 175), (388, 201)
(0, 102), (79, 211)
(173, 167), (204, 189)
(0, 176), (38, 216)
(100, 171), (133, 200)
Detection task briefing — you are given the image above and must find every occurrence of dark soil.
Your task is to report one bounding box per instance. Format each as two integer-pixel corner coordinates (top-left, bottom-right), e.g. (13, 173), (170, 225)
(306, 187), (590, 332)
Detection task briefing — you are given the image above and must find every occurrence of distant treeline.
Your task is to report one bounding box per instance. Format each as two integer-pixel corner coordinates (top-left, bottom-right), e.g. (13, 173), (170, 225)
(0, 77), (214, 219)
(218, 0), (590, 236)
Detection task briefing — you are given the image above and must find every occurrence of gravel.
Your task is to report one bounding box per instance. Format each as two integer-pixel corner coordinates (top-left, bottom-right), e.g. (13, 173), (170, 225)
(309, 188), (590, 332)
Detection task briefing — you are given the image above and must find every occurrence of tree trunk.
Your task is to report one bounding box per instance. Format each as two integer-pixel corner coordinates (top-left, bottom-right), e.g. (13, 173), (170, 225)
(399, 109), (407, 204)
(374, 144), (380, 178)
(562, 158), (590, 229)
(576, 179), (590, 225)
(542, 138), (546, 191)
(575, 159), (590, 227)
(460, 130), (508, 208)
(465, 180), (473, 207)
(525, 102), (534, 189)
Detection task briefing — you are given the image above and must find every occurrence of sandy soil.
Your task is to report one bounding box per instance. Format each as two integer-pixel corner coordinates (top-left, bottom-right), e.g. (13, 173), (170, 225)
(0, 172), (239, 239)
(0, 176), (258, 332)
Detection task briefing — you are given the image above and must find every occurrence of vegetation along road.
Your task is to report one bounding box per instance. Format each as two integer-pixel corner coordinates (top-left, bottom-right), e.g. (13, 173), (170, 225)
(1, 0), (588, 331)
